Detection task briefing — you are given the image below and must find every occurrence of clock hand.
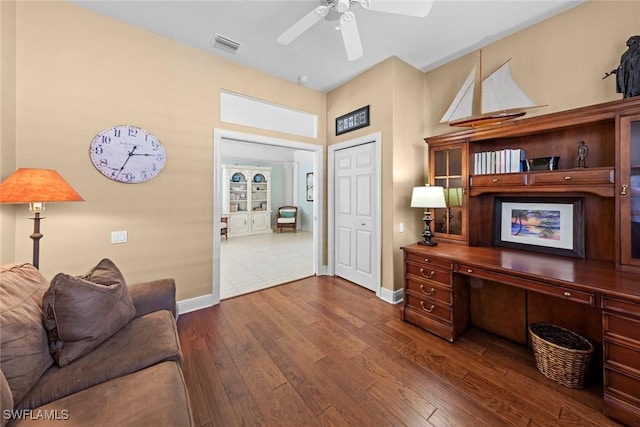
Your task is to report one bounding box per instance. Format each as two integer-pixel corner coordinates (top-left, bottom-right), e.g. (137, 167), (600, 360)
(115, 145), (137, 178)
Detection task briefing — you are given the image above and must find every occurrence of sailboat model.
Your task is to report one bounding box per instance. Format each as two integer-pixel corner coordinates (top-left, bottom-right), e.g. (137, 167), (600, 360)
(440, 53), (545, 128)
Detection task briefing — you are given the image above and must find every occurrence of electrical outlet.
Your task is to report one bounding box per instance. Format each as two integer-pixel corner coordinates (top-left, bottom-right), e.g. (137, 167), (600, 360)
(111, 231), (128, 244)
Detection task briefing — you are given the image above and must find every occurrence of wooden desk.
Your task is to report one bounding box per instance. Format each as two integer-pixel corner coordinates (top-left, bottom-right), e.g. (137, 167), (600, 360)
(401, 242), (640, 426)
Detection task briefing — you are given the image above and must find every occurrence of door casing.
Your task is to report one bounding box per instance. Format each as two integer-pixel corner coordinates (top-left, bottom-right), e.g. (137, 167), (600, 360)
(328, 132), (382, 297)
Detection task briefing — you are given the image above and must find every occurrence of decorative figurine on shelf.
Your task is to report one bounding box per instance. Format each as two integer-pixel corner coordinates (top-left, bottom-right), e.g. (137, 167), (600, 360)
(576, 140), (588, 168)
(604, 35), (640, 98)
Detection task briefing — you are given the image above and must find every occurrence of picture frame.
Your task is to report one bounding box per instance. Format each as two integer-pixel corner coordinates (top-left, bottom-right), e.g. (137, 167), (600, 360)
(336, 105), (370, 136)
(306, 172), (313, 202)
(493, 197), (585, 258)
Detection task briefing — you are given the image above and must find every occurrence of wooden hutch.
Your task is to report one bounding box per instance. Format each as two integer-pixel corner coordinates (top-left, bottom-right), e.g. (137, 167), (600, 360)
(401, 97), (640, 426)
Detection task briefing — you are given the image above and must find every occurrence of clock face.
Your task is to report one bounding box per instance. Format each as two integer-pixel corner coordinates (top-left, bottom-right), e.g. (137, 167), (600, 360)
(89, 125), (165, 183)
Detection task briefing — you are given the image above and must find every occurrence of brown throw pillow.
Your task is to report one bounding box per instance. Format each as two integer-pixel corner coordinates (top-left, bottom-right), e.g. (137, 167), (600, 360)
(0, 264), (53, 405)
(42, 259), (136, 367)
(0, 369), (13, 427)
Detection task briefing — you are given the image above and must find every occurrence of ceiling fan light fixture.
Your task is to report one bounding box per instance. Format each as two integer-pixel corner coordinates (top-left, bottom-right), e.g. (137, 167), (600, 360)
(336, 0), (350, 13)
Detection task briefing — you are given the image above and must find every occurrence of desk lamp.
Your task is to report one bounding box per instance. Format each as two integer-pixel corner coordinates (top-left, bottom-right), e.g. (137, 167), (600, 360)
(411, 185), (446, 246)
(443, 187), (463, 232)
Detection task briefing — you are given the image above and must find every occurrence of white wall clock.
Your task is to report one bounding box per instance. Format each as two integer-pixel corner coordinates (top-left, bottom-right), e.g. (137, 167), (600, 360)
(89, 125), (166, 183)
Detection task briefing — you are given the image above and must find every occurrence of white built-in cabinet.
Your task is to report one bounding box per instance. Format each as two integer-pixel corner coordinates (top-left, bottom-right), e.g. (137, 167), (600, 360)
(222, 165), (272, 237)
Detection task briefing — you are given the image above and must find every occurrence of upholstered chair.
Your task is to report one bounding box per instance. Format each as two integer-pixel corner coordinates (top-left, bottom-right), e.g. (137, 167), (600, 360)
(276, 206), (297, 233)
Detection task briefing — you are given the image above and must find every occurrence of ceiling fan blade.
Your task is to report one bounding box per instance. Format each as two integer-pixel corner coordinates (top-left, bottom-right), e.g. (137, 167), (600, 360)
(360, 0), (434, 17)
(340, 12), (363, 61)
(276, 6), (328, 45)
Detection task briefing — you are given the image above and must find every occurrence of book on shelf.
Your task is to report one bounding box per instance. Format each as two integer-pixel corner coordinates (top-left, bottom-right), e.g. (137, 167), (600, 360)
(473, 148), (525, 175)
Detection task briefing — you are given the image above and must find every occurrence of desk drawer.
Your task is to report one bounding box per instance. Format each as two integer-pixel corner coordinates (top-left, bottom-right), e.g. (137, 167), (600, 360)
(602, 296), (640, 318)
(605, 368), (640, 407)
(605, 340), (640, 376)
(604, 313), (640, 347)
(403, 308), (454, 342)
(528, 168), (614, 186)
(405, 294), (453, 324)
(471, 173), (525, 187)
(405, 263), (451, 287)
(404, 251), (453, 270)
(406, 279), (452, 305)
(456, 263), (595, 306)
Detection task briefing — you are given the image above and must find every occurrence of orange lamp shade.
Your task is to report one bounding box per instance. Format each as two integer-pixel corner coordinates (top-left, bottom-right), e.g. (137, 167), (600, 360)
(0, 168), (84, 204)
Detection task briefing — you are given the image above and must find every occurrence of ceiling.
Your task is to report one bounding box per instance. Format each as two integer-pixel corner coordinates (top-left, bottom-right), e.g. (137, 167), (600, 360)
(71, 0), (583, 93)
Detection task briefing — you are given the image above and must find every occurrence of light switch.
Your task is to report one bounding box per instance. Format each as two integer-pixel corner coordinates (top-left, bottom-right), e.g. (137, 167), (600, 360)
(111, 231), (128, 244)
(399, 222), (404, 233)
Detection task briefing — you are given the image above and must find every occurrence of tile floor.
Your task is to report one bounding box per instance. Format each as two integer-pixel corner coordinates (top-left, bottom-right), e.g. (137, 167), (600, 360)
(220, 230), (314, 299)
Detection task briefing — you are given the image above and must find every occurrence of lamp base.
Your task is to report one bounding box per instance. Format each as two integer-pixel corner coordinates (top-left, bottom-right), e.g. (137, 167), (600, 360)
(29, 212), (43, 269)
(418, 210), (437, 246)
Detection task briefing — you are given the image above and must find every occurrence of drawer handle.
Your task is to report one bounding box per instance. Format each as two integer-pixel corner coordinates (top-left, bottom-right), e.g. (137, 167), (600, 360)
(419, 268), (436, 279)
(420, 301), (435, 313)
(420, 285), (435, 296)
(492, 178), (498, 183)
(423, 258), (429, 263)
(563, 291), (571, 297)
(467, 268), (473, 273)
(564, 176), (571, 180)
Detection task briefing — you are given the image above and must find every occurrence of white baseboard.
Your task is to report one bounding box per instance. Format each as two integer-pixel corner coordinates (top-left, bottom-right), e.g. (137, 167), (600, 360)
(378, 287), (404, 305)
(177, 293), (217, 316)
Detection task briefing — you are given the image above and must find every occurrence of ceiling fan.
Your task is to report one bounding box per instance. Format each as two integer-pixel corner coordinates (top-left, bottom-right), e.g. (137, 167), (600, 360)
(276, 0), (434, 61)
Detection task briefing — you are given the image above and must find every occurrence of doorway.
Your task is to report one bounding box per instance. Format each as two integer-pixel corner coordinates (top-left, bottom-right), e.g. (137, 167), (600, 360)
(329, 132), (381, 295)
(213, 129), (323, 304)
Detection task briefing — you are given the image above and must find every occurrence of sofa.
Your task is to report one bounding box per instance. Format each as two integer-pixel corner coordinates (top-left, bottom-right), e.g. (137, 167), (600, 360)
(0, 260), (193, 426)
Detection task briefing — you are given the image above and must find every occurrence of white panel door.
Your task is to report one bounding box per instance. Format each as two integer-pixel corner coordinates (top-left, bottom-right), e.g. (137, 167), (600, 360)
(334, 142), (377, 291)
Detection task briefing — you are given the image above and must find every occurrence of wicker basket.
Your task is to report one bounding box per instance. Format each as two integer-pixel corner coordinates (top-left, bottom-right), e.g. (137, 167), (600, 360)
(529, 323), (594, 389)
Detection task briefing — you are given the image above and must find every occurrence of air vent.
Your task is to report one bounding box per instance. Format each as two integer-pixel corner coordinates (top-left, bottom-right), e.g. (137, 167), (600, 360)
(212, 33), (241, 54)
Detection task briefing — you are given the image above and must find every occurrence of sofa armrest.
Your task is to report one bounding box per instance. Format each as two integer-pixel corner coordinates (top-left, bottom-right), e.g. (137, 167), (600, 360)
(128, 278), (177, 319)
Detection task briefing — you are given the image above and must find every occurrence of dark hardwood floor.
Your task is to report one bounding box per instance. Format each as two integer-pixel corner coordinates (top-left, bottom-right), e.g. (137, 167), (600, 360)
(177, 276), (621, 426)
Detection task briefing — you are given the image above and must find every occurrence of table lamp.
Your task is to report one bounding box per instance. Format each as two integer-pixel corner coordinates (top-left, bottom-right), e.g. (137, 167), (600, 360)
(446, 187), (463, 208)
(411, 185), (446, 246)
(0, 168), (83, 268)
(443, 187), (463, 231)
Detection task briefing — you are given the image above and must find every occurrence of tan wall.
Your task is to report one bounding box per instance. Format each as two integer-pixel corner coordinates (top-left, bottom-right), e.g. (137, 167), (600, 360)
(8, 1), (326, 300)
(391, 59), (428, 290)
(1, 1), (17, 263)
(425, 1), (640, 137)
(327, 58), (394, 289)
(327, 57), (426, 292)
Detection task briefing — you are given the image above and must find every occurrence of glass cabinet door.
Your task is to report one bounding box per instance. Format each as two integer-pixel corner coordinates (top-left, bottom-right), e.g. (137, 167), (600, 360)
(430, 143), (467, 241)
(621, 115), (640, 268)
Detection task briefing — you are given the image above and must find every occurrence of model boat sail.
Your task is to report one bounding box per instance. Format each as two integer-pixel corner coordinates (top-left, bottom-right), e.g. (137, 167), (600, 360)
(440, 57), (544, 127)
